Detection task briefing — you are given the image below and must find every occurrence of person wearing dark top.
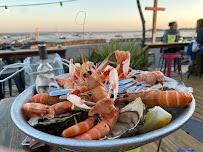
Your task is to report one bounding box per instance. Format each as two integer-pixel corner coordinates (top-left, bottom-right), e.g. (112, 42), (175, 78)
(162, 21), (182, 53)
(182, 19), (203, 66)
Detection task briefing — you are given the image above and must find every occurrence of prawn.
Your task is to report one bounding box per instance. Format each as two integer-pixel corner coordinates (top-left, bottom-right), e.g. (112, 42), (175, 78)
(31, 93), (66, 105)
(117, 90), (193, 108)
(23, 103), (55, 119)
(71, 108), (119, 140)
(61, 116), (97, 138)
(24, 101), (73, 118)
(130, 71), (165, 86)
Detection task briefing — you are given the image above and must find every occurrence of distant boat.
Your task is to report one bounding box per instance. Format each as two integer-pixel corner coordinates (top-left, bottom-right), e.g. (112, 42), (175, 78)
(4, 35), (8, 39)
(59, 36), (66, 39)
(30, 34), (36, 40)
(73, 33), (79, 36)
(115, 34), (121, 37)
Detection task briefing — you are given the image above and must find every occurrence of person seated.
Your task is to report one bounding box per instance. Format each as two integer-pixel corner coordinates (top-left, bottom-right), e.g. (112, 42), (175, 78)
(182, 19), (203, 66)
(162, 21), (182, 53)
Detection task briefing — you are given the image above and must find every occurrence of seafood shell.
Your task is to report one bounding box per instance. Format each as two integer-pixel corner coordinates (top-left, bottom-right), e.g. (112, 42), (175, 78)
(105, 98), (147, 139)
(35, 75), (60, 93)
(28, 112), (88, 136)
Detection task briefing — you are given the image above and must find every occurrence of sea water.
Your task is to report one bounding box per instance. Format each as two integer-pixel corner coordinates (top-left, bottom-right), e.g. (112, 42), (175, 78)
(0, 29), (196, 44)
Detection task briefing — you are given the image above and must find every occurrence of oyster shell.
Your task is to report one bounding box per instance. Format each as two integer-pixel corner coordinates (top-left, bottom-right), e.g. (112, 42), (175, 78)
(35, 75), (60, 93)
(105, 97), (147, 139)
(28, 112), (88, 136)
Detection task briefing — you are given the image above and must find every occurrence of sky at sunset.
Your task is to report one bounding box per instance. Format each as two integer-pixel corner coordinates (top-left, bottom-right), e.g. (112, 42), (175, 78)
(0, 0), (203, 33)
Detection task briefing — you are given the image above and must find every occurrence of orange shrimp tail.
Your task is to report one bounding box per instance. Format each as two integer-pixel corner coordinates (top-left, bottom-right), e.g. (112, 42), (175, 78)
(72, 108), (119, 140)
(50, 101), (72, 115)
(61, 116), (97, 138)
(31, 93), (66, 105)
(159, 91), (193, 108)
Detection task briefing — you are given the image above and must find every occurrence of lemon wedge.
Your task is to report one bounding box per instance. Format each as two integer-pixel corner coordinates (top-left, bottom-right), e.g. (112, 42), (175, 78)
(138, 106), (172, 134)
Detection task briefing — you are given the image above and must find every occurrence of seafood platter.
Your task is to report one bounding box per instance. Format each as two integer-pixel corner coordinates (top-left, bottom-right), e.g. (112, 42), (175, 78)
(11, 51), (195, 152)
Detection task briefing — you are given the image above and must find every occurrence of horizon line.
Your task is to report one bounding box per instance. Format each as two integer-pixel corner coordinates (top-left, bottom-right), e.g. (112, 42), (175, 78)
(0, 28), (195, 34)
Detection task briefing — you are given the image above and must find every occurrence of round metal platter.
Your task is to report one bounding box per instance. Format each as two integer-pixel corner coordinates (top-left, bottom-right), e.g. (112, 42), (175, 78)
(11, 77), (195, 152)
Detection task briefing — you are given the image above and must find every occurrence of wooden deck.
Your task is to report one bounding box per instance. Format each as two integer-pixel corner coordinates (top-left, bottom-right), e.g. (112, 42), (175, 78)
(181, 74), (203, 121)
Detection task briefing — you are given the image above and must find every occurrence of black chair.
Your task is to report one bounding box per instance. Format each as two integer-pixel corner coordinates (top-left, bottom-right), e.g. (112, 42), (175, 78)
(159, 37), (183, 74)
(187, 52), (203, 79)
(0, 65), (25, 99)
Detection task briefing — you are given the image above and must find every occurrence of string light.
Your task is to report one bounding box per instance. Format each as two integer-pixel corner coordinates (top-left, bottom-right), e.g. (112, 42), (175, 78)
(0, 0), (77, 8)
(4, 5), (9, 13)
(60, 2), (63, 7)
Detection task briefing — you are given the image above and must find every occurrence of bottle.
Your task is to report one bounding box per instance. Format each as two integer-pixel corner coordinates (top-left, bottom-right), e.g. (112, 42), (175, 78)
(37, 44), (54, 78)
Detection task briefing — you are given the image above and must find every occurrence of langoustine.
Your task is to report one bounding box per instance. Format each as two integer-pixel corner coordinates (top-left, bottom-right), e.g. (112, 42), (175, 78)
(31, 93), (66, 105)
(130, 71), (165, 85)
(71, 108), (119, 140)
(116, 90), (192, 108)
(24, 101), (73, 118)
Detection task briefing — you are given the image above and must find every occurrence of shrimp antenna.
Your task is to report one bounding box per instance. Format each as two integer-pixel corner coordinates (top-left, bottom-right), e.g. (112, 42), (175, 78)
(78, 47), (86, 63)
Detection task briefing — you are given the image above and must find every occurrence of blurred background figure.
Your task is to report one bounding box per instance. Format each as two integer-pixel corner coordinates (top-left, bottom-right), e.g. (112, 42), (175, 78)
(162, 21), (183, 53)
(182, 19), (203, 66)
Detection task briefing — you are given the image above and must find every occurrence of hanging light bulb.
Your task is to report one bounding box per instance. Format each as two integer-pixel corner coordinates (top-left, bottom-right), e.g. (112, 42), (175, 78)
(5, 5), (9, 13)
(60, 2), (63, 7)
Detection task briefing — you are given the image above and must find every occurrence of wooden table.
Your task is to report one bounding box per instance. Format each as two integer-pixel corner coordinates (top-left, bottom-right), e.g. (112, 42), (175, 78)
(0, 98), (203, 152)
(0, 47), (67, 59)
(144, 42), (190, 65)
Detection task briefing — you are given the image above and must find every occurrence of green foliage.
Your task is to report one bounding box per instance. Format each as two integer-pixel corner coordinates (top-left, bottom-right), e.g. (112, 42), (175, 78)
(75, 39), (153, 70)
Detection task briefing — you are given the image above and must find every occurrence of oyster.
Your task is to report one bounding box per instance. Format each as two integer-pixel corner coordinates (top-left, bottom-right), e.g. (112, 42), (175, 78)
(105, 98), (147, 139)
(28, 112), (88, 136)
(35, 75), (60, 93)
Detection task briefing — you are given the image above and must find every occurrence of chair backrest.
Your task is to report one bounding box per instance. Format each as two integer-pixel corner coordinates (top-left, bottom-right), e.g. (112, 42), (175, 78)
(160, 36), (164, 53)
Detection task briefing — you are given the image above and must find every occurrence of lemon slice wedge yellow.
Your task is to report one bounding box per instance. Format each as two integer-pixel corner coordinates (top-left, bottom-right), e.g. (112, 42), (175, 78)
(138, 106), (172, 134)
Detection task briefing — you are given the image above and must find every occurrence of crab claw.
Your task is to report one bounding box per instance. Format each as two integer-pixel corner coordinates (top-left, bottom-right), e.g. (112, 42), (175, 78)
(107, 68), (119, 101)
(66, 94), (91, 110)
(97, 52), (115, 73)
(122, 52), (130, 76)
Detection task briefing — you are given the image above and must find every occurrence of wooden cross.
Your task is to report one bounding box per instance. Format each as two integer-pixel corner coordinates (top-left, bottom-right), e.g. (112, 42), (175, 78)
(145, 0), (165, 43)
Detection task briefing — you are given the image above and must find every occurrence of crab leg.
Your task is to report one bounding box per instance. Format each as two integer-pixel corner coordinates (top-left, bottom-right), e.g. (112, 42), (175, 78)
(97, 52), (115, 73)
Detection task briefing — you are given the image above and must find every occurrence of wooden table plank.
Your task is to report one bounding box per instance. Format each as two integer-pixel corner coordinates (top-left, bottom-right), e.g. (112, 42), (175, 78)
(141, 130), (203, 152)
(144, 42), (189, 66)
(145, 42), (189, 48)
(0, 97), (29, 152)
(0, 47), (67, 59)
(181, 75), (203, 121)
